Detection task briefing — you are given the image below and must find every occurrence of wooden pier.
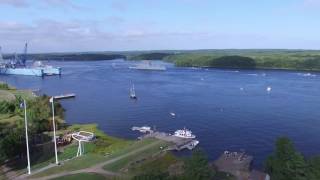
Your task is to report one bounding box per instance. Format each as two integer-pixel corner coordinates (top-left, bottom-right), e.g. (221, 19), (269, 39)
(140, 131), (198, 151)
(54, 93), (76, 100)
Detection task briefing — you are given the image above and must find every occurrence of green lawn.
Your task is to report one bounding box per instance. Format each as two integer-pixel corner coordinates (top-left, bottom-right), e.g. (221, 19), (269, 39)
(31, 138), (165, 178)
(50, 173), (106, 180)
(31, 154), (106, 178)
(127, 153), (179, 176)
(103, 140), (170, 172)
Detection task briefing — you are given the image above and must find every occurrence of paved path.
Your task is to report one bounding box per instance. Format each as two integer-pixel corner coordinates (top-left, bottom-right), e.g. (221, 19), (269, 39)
(21, 140), (162, 180)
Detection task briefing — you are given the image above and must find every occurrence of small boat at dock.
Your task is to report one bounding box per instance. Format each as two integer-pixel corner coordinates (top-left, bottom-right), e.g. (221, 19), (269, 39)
(132, 126), (152, 133)
(180, 140), (199, 150)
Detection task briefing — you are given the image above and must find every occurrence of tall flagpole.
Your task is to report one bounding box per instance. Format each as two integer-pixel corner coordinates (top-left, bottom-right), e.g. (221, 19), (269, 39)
(24, 99), (31, 175)
(50, 97), (59, 165)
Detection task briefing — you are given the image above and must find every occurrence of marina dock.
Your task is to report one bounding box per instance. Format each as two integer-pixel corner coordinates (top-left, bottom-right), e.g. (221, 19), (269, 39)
(214, 151), (270, 180)
(54, 93), (76, 99)
(138, 131), (199, 151)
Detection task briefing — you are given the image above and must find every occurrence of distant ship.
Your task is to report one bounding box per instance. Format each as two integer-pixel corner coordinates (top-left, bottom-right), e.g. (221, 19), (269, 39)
(0, 43), (61, 76)
(129, 61), (166, 71)
(173, 128), (196, 139)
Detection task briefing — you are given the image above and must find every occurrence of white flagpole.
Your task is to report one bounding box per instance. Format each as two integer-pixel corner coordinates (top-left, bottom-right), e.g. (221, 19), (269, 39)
(50, 97), (59, 165)
(24, 99), (31, 175)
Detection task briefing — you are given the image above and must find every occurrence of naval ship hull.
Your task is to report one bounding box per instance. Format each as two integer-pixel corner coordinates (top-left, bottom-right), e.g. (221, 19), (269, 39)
(37, 67), (61, 75)
(0, 68), (44, 76)
(129, 66), (166, 71)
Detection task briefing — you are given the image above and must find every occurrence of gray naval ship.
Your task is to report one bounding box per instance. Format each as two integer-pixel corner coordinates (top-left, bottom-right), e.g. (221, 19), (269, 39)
(129, 60), (166, 71)
(0, 43), (61, 76)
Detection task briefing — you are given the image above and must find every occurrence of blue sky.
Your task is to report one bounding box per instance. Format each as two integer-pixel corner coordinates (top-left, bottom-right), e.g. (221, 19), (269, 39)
(0, 0), (319, 52)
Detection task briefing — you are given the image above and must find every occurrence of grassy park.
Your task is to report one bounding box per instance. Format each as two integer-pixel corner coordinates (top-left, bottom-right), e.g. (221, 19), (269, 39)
(31, 137), (170, 179)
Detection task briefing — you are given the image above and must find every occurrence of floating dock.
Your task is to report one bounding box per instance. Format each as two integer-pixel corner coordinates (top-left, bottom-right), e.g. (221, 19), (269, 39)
(132, 126), (153, 133)
(54, 93), (76, 99)
(139, 131), (199, 151)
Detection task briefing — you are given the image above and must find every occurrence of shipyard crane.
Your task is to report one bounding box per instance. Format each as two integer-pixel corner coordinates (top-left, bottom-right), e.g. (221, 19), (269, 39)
(21, 43), (28, 66)
(0, 46), (4, 63)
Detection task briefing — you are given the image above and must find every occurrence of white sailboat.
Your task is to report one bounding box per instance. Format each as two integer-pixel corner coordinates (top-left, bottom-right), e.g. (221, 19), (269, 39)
(130, 84), (137, 99)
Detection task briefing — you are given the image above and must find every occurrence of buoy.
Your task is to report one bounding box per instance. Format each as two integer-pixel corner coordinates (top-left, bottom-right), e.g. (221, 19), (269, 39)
(267, 86), (272, 93)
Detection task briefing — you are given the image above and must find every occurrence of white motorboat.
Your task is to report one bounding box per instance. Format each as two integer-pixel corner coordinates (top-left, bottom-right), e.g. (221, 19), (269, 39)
(132, 126), (152, 133)
(173, 128), (196, 139)
(266, 86), (272, 92)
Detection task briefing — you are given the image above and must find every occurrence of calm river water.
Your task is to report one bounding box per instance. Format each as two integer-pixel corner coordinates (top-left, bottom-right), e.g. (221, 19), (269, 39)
(1, 59), (320, 168)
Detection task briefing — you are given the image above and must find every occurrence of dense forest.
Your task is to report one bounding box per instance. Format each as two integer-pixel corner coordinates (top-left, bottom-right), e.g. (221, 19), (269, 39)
(128, 52), (173, 60)
(127, 49), (320, 71)
(164, 52), (320, 71)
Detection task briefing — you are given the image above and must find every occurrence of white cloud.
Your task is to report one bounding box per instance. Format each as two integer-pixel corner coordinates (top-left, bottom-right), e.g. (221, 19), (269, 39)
(303, 0), (320, 7)
(0, 0), (28, 7)
(0, 18), (319, 53)
(0, 0), (84, 10)
(110, 1), (127, 11)
(0, 19), (216, 52)
(40, 0), (85, 10)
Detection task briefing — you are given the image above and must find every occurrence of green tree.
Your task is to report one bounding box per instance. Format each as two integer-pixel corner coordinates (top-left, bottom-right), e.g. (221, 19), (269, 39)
(0, 95), (65, 162)
(183, 149), (214, 180)
(307, 156), (320, 180)
(133, 171), (169, 180)
(0, 127), (25, 161)
(265, 137), (308, 180)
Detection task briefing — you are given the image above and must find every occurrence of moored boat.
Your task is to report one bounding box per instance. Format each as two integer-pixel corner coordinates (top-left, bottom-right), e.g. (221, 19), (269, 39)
(173, 128), (196, 139)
